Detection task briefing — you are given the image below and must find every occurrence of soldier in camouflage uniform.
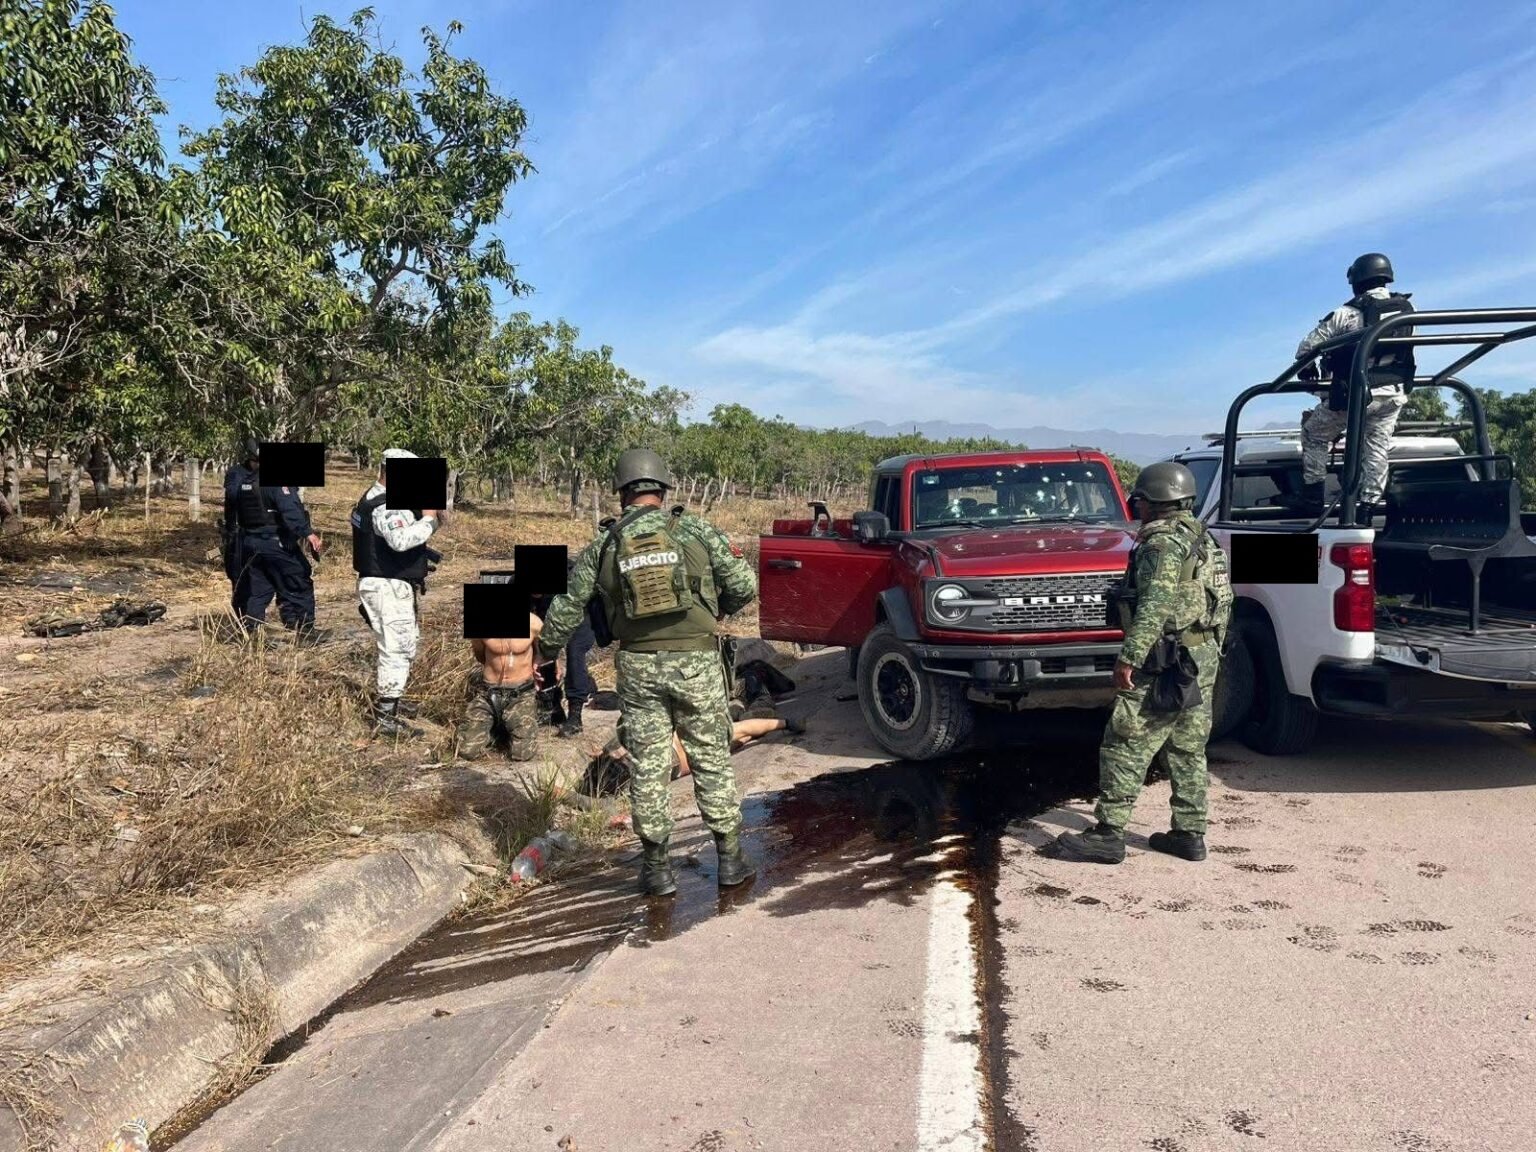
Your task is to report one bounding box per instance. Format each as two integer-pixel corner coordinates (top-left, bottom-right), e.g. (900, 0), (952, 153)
(536, 448), (759, 897)
(1057, 461), (1233, 865)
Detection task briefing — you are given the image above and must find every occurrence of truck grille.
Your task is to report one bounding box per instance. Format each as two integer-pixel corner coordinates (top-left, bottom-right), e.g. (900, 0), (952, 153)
(973, 571), (1121, 633)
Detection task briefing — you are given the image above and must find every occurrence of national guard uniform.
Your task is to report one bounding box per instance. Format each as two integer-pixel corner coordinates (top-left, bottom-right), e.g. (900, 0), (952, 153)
(1057, 462), (1233, 865)
(222, 439), (319, 637)
(1296, 253), (1415, 520)
(536, 448), (758, 897)
(351, 447), (440, 737)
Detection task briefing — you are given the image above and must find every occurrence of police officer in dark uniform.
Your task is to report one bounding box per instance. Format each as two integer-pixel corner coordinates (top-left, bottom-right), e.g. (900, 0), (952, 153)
(222, 439), (323, 639)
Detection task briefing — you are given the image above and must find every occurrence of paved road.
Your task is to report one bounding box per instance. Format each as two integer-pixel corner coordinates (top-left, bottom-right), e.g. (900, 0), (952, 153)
(174, 652), (1536, 1152)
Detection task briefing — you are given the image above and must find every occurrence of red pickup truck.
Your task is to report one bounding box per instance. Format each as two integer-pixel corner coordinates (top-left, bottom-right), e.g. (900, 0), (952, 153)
(757, 449), (1137, 759)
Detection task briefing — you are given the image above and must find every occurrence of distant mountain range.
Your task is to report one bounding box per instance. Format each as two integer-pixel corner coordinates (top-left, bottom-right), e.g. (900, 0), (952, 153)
(846, 420), (1208, 466)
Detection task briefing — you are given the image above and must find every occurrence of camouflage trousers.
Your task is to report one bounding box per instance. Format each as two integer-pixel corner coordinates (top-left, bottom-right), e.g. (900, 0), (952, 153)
(615, 647), (741, 844)
(456, 676), (540, 762)
(1095, 641), (1221, 835)
(1301, 390), (1407, 505)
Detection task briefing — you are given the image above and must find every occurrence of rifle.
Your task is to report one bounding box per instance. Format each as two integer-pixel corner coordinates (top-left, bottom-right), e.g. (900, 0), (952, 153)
(216, 517), (242, 580)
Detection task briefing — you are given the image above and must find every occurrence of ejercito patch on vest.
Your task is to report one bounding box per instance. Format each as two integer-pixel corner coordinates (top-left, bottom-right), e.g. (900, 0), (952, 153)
(617, 550), (681, 573)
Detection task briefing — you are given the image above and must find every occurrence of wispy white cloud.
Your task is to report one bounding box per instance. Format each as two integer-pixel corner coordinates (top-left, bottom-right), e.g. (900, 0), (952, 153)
(922, 49), (1536, 340)
(515, 0), (941, 248)
(1101, 148), (1200, 200)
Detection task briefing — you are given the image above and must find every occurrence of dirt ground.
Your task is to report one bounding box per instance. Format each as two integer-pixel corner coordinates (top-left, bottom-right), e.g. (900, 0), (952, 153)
(0, 464), (797, 992)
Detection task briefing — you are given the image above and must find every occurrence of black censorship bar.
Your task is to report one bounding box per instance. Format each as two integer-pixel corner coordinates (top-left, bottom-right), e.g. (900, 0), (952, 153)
(385, 457), (449, 512)
(462, 548), (569, 639)
(259, 442), (325, 488)
(1230, 532), (1318, 584)
(464, 579), (527, 638)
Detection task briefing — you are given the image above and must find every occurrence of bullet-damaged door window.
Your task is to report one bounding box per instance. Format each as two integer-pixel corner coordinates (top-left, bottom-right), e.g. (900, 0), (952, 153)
(911, 462), (1125, 528)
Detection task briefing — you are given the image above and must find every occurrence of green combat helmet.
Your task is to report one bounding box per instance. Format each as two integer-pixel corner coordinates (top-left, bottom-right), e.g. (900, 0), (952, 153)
(1130, 461), (1198, 506)
(613, 448), (672, 494)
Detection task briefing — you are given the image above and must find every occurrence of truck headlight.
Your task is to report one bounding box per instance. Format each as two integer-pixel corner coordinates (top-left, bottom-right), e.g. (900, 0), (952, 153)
(932, 583), (970, 622)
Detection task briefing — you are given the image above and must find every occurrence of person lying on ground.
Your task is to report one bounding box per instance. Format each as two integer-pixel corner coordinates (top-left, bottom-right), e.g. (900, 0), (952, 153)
(672, 711), (805, 776)
(588, 715), (802, 796)
(456, 609), (551, 762)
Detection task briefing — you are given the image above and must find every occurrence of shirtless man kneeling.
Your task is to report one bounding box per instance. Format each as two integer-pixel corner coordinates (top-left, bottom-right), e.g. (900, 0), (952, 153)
(457, 608), (547, 762)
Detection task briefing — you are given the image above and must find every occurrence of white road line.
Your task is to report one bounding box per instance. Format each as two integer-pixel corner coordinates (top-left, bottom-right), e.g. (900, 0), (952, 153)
(916, 870), (987, 1152)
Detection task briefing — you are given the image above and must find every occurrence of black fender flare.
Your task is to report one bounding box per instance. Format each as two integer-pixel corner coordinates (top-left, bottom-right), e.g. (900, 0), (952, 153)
(876, 587), (921, 643)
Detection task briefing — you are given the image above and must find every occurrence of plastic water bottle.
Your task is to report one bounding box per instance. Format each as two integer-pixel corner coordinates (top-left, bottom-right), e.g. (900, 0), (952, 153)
(510, 837), (554, 883)
(102, 1119), (150, 1152)
(509, 829), (577, 882)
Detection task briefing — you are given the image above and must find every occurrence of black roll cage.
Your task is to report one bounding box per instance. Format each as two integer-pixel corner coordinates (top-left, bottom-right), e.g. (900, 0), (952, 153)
(1217, 308), (1536, 527)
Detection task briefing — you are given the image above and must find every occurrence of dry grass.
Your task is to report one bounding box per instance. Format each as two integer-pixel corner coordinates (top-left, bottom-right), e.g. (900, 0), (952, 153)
(0, 630), (436, 987)
(0, 462), (805, 990)
(0, 1049), (60, 1152)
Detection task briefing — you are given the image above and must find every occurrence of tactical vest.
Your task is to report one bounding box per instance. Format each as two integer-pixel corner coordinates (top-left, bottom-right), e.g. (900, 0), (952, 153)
(1118, 517), (1231, 648)
(350, 491), (430, 583)
(595, 506), (720, 652)
(233, 469), (278, 535)
(1322, 292), (1416, 401)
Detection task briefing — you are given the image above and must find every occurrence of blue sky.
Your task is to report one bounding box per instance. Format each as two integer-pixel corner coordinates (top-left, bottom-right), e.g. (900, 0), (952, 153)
(117, 0), (1536, 435)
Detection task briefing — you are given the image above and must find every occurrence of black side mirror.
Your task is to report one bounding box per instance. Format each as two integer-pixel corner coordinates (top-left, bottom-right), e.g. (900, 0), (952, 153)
(852, 510), (890, 543)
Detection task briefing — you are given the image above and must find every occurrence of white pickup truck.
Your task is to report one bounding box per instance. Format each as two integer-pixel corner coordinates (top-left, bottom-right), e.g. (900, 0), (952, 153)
(1161, 307), (1536, 755)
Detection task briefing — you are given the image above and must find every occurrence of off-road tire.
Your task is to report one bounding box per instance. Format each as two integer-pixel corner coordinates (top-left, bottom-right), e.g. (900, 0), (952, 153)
(857, 623), (973, 760)
(1209, 629), (1256, 742)
(1237, 619), (1319, 756)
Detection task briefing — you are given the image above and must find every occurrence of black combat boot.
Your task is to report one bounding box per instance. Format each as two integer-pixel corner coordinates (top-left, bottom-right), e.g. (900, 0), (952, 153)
(1054, 822), (1126, 864)
(1301, 481), (1326, 520)
(1148, 830), (1207, 861)
(372, 697), (422, 739)
(639, 838), (678, 897)
(558, 700), (584, 737)
(714, 831), (757, 888)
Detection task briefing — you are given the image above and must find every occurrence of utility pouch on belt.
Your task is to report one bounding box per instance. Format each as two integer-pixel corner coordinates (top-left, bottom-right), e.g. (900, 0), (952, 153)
(1107, 579), (1136, 632)
(1142, 634), (1203, 714)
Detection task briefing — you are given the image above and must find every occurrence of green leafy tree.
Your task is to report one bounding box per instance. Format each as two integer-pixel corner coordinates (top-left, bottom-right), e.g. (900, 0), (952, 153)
(178, 7), (535, 432)
(1402, 387), (1450, 424)
(1461, 387), (1536, 506)
(0, 0), (174, 515)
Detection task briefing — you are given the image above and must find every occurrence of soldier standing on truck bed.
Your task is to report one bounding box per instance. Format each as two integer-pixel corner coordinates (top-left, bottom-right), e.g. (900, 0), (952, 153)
(1295, 252), (1416, 524)
(535, 448), (759, 898)
(1056, 462), (1233, 866)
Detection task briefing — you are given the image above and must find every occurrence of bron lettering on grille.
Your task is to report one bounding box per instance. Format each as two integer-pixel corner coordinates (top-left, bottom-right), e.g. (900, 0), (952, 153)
(975, 572), (1120, 631)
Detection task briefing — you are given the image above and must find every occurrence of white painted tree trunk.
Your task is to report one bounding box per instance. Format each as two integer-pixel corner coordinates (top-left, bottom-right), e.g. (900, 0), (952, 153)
(187, 457), (202, 521)
(65, 462), (81, 521)
(46, 452), (63, 519)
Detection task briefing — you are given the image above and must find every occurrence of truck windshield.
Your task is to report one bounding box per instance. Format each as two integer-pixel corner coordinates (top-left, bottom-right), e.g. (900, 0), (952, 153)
(911, 462), (1125, 529)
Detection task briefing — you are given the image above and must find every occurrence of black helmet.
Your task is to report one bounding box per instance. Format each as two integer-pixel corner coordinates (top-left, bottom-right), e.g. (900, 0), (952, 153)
(1347, 252), (1394, 290)
(613, 447), (672, 494)
(1131, 461), (1198, 505)
(242, 437), (261, 464)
